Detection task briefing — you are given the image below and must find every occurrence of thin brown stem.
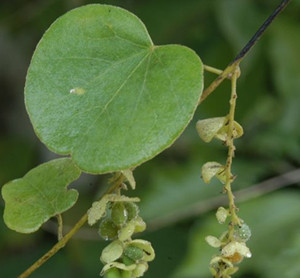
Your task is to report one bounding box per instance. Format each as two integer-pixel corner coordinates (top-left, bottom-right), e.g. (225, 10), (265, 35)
(18, 174), (126, 278)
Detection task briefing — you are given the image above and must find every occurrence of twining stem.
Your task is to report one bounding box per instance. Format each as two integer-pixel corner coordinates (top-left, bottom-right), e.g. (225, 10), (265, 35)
(224, 68), (242, 236)
(18, 174), (126, 278)
(200, 0), (292, 104)
(56, 214), (63, 241)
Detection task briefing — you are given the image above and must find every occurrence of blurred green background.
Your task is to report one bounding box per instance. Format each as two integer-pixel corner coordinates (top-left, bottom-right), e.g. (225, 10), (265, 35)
(1, 0), (300, 277)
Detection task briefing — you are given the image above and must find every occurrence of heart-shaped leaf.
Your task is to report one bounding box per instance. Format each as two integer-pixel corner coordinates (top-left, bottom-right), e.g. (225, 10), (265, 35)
(25, 4), (203, 174)
(1, 158), (81, 233)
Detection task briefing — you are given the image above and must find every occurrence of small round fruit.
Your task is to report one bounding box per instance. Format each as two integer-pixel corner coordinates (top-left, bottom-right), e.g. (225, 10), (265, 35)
(237, 223), (251, 242)
(99, 219), (119, 240)
(111, 202), (128, 227)
(122, 255), (135, 266)
(124, 245), (144, 261)
(124, 202), (139, 221)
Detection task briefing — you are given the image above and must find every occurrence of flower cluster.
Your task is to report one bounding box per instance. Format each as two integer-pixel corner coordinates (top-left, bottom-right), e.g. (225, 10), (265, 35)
(99, 199), (155, 277)
(206, 220), (252, 277)
(87, 190), (155, 278)
(196, 113), (251, 277)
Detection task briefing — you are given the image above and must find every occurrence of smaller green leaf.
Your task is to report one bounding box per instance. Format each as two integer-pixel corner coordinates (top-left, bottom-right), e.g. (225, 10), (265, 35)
(1, 158), (80, 233)
(121, 170), (136, 190)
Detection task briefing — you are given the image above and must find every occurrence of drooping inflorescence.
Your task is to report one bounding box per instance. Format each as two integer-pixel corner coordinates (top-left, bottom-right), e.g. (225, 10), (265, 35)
(87, 173), (155, 278)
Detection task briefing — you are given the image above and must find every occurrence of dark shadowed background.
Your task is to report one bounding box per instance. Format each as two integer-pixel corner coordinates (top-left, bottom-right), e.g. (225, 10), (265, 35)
(1, 0), (300, 277)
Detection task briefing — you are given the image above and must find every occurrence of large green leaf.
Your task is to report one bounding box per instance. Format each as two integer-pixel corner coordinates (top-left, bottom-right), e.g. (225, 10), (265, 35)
(25, 4), (203, 174)
(1, 158), (81, 233)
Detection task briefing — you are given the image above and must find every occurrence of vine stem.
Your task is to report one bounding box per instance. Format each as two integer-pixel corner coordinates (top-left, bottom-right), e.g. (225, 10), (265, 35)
(200, 0), (292, 104)
(18, 174), (126, 278)
(224, 68), (242, 236)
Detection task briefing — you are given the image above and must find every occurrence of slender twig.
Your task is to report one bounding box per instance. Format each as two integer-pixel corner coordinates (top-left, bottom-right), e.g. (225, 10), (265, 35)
(200, 0), (292, 104)
(56, 214), (63, 241)
(233, 0), (292, 63)
(18, 174), (126, 278)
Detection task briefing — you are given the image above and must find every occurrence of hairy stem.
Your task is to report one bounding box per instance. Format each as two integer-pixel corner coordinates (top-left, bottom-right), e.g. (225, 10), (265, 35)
(18, 174), (126, 278)
(224, 68), (241, 237)
(200, 0), (292, 104)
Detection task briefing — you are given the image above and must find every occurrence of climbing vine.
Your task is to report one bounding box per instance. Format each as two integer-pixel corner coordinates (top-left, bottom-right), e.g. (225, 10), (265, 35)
(0, 1), (292, 278)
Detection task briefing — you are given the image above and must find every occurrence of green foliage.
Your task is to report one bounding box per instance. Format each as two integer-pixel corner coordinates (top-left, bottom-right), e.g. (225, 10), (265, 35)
(1, 1), (300, 278)
(1, 158), (80, 233)
(25, 4), (203, 174)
